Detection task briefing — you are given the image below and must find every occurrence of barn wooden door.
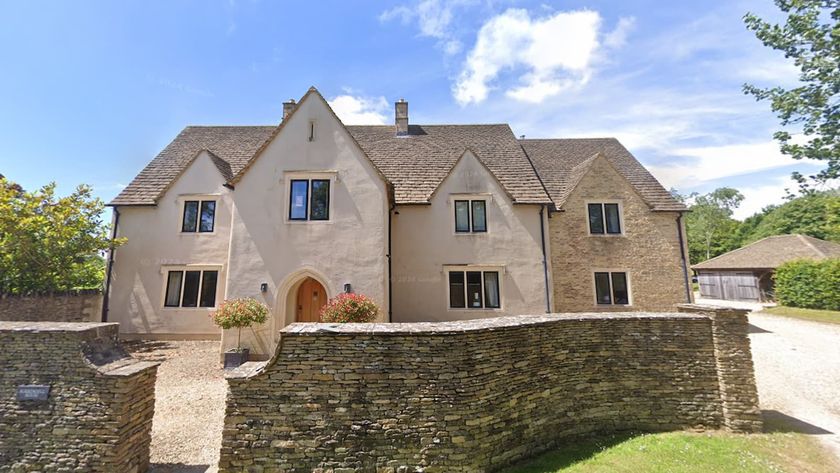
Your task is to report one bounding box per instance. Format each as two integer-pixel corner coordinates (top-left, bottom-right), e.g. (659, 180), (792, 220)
(296, 277), (327, 322)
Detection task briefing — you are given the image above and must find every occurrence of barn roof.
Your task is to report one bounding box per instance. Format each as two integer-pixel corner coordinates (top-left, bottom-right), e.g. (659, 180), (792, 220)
(692, 234), (840, 270)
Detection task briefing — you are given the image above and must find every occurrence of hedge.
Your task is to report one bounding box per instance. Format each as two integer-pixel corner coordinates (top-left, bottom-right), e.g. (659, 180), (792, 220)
(774, 259), (840, 311)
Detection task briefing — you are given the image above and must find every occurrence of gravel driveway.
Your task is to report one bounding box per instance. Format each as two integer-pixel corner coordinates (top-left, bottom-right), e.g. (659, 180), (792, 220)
(749, 312), (840, 458)
(125, 340), (225, 473)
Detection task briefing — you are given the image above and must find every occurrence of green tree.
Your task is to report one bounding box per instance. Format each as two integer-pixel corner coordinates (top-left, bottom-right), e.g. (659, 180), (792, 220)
(685, 187), (745, 264)
(742, 190), (840, 242)
(743, 1), (840, 191)
(0, 176), (123, 294)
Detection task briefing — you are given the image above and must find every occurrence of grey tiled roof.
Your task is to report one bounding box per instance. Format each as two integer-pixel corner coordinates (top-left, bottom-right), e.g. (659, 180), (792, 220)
(520, 138), (686, 211)
(693, 234), (840, 270)
(110, 123), (551, 206)
(345, 124), (551, 204)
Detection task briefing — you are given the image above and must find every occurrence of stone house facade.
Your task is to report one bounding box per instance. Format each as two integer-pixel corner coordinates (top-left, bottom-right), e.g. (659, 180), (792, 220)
(106, 87), (691, 356)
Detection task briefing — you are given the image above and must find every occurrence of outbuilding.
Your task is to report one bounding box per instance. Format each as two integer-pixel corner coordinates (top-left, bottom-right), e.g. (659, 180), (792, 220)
(692, 234), (840, 302)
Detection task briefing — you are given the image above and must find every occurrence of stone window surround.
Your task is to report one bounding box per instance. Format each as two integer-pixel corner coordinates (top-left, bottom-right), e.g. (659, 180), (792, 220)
(448, 193), (491, 236)
(585, 199), (625, 237)
(176, 193), (221, 236)
(282, 170), (337, 225)
(159, 264), (224, 310)
(443, 264), (505, 312)
(591, 269), (633, 307)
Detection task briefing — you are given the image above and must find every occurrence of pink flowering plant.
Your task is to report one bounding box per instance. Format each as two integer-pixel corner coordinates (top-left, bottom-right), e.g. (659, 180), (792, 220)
(211, 298), (269, 351)
(319, 293), (379, 323)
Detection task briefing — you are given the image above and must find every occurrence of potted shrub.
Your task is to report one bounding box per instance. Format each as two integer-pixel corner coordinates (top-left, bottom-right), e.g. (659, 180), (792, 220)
(211, 298), (269, 368)
(320, 293), (379, 323)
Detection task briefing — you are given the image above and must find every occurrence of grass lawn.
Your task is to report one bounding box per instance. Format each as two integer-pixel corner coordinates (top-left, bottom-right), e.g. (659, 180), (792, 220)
(759, 306), (840, 325)
(502, 428), (838, 473)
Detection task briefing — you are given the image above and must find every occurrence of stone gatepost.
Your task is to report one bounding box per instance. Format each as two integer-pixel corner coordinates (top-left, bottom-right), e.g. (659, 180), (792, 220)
(677, 304), (763, 433)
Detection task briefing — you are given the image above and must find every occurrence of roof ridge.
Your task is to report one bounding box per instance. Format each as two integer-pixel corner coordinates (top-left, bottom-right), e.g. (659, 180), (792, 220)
(797, 234), (826, 257)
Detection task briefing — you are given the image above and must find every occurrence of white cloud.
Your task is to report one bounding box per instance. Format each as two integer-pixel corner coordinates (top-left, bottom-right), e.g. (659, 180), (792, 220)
(328, 94), (389, 125)
(379, 0), (470, 54)
(454, 9), (632, 105)
(603, 16), (636, 48)
(732, 176), (793, 220)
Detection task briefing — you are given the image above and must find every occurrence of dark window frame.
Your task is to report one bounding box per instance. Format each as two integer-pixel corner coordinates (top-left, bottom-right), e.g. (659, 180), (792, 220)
(289, 179), (310, 221)
(453, 198), (488, 233)
(289, 178), (332, 221)
(181, 199), (216, 233)
(594, 271), (630, 306)
(448, 269), (501, 309)
(163, 269), (219, 308)
(309, 179), (331, 221)
(588, 202), (622, 235)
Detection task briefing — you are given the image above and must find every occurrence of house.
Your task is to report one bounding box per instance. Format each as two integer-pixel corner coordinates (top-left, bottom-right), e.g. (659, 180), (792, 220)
(105, 87), (691, 357)
(693, 234), (840, 302)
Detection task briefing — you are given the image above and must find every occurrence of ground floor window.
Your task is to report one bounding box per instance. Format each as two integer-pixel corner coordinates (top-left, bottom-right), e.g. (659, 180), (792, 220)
(448, 269), (501, 309)
(164, 269), (218, 308)
(594, 271), (629, 305)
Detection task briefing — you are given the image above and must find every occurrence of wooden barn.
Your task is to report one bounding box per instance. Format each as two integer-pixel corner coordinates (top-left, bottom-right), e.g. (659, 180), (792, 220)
(692, 234), (840, 302)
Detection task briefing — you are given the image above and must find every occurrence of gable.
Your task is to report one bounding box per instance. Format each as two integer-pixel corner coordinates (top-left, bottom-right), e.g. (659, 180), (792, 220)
(429, 149), (514, 203)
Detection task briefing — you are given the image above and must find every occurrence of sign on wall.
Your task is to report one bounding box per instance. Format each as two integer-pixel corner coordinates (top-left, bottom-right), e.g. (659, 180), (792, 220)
(17, 384), (50, 401)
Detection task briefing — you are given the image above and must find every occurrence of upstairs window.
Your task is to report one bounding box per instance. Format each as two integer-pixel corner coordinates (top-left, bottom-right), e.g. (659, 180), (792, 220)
(454, 199), (487, 233)
(164, 269), (218, 308)
(289, 179), (330, 221)
(448, 270), (500, 309)
(594, 271), (630, 305)
(588, 203), (621, 235)
(182, 200), (215, 233)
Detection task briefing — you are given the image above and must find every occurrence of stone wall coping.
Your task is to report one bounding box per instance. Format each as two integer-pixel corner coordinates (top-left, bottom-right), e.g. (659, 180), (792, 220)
(0, 321), (117, 333)
(100, 360), (159, 377)
(0, 289), (102, 298)
(281, 312), (710, 337)
(676, 303), (750, 316)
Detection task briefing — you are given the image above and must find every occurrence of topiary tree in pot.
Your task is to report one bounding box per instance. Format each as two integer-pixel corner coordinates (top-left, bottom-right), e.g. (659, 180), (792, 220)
(211, 298), (269, 368)
(319, 293), (379, 323)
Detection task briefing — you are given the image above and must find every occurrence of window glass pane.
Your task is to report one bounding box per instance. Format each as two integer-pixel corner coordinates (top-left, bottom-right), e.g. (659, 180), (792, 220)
(449, 272), (465, 308)
(182, 201), (198, 232)
(310, 180), (330, 220)
(289, 180), (309, 220)
(611, 272), (629, 304)
(471, 200), (486, 232)
(200, 271), (218, 307)
(199, 201), (216, 232)
(454, 201), (470, 232)
(181, 271), (201, 307)
(483, 271), (500, 308)
(604, 204), (621, 234)
(164, 271), (183, 307)
(588, 204), (604, 234)
(466, 271), (483, 308)
(594, 272), (612, 305)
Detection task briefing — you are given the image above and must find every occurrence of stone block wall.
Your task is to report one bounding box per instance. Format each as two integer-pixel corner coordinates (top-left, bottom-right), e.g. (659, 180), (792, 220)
(219, 308), (761, 472)
(0, 322), (158, 472)
(548, 156), (691, 312)
(0, 290), (102, 322)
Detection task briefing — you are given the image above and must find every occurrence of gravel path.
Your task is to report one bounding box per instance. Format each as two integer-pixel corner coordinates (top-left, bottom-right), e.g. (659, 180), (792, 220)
(749, 312), (840, 458)
(125, 340), (225, 473)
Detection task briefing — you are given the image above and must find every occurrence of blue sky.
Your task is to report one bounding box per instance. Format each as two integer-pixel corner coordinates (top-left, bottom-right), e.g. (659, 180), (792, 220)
(0, 0), (827, 219)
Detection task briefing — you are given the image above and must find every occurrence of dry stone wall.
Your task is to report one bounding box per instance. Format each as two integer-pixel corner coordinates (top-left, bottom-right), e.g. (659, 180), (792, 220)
(0, 322), (157, 472)
(0, 290), (102, 323)
(219, 307), (761, 472)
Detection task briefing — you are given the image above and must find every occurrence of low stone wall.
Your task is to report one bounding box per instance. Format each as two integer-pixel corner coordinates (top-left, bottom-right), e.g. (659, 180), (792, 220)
(0, 322), (158, 472)
(219, 307), (761, 472)
(0, 290), (102, 322)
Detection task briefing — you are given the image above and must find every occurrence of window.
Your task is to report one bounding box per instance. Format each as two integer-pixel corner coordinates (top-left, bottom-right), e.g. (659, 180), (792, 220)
(289, 178), (330, 221)
(182, 200), (215, 233)
(588, 203), (621, 235)
(594, 272), (630, 305)
(164, 269), (218, 308)
(448, 270), (501, 309)
(454, 199), (487, 233)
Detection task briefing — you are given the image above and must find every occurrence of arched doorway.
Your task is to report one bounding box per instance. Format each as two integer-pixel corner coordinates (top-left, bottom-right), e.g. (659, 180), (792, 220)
(295, 277), (327, 322)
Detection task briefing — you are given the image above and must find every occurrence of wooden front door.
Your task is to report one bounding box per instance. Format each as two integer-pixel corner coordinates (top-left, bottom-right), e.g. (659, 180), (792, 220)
(296, 277), (327, 322)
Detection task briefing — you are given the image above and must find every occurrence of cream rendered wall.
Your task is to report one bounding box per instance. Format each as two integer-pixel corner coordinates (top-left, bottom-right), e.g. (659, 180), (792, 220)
(109, 152), (232, 338)
(549, 155), (691, 312)
(224, 93), (390, 356)
(391, 151), (550, 322)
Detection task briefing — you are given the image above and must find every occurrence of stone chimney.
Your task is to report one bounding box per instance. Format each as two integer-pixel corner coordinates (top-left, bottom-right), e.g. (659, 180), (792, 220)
(283, 99), (296, 121)
(395, 99), (408, 136)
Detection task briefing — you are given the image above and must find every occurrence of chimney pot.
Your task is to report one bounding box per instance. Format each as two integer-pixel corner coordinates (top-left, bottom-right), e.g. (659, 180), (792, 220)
(395, 99), (408, 136)
(283, 99), (297, 121)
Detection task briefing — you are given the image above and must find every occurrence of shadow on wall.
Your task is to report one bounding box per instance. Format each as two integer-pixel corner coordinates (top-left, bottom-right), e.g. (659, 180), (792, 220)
(148, 464), (212, 473)
(762, 410), (834, 435)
